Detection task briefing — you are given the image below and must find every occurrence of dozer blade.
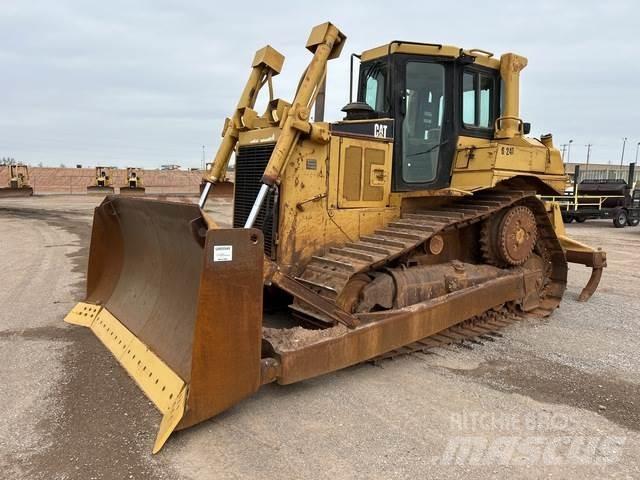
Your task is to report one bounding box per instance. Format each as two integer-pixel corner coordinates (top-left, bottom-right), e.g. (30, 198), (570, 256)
(65, 196), (264, 452)
(87, 186), (115, 195)
(0, 187), (33, 197)
(118, 186), (146, 196)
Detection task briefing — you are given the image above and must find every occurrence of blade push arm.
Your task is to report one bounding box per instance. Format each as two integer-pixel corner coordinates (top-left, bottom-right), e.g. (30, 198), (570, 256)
(244, 22), (345, 227)
(199, 46), (284, 208)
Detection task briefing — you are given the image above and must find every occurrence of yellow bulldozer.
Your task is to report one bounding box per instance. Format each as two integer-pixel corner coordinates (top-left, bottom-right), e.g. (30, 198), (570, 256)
(65, 22), (606, 453)
(87, 166), (115, 194)
(119, 167), (146, 195)
(199, 162), (234, 197)
(0, 164), (33, 197)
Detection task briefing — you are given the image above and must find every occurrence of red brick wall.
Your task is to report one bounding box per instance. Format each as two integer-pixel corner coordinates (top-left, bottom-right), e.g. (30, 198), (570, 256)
(0, 167), (220, 194)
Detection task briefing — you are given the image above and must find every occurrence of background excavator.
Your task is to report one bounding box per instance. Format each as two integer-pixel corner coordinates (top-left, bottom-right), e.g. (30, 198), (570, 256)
(65, 22), (606, 453)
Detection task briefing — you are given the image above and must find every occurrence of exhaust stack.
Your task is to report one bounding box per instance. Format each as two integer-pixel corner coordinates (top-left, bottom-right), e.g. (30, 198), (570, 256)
(497, 53), (528, 138)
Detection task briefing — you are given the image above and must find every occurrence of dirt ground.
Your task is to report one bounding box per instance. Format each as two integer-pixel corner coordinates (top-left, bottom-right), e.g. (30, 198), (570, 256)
(1, 194), (639, 479)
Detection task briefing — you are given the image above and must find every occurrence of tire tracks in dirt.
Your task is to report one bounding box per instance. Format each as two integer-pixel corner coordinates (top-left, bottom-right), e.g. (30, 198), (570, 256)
(1, 206), (177, 479)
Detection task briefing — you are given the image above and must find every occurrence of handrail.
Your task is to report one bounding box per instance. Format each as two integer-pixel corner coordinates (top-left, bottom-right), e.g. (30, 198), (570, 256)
(468, 48), (494, 58)
(542, 194), (626, 212)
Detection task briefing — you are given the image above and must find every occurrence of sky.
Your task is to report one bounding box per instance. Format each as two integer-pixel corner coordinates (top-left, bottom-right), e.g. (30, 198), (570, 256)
(1, 0), (639, 169)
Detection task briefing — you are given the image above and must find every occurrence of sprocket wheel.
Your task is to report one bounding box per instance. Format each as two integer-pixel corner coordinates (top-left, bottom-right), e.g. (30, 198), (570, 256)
(481, 205), (538, 267)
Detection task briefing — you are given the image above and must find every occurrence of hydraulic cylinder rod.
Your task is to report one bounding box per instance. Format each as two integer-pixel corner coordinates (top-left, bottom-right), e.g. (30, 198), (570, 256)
(199, 46), (284, 209)
(243, 184), (270, 228)
(244, 22), (344, 228)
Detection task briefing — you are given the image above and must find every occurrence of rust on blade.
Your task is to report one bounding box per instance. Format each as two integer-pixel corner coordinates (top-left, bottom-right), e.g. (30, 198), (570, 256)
(74, 196), (264, 452)
(180, 228), (263, 430)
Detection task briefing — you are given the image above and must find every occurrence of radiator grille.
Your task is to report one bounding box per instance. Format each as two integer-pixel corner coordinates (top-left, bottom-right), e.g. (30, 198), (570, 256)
(233, 143), (277, 258)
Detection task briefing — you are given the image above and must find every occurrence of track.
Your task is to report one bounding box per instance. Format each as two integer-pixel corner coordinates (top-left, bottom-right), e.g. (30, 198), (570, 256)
(371, 305), (519, 363)
(295, 189), (568, 322)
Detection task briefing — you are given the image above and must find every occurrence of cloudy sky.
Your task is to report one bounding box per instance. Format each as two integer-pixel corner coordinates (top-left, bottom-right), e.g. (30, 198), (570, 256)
(1, 0), (638, 169)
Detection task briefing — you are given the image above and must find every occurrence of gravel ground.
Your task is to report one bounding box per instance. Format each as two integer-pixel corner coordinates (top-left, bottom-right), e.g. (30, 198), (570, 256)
(1, 194), (639, 479)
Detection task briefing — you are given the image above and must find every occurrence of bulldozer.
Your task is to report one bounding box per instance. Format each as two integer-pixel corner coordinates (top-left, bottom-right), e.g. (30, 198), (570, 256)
(0, 164), (33, 197)
(119, 167), (146, 195)
(199, 162), (234, 197)
(87, 166), (115, 194)
(65, 22), (607, 453)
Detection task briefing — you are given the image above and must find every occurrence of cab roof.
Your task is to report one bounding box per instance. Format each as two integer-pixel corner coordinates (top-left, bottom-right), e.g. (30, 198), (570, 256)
(361, 42), (502, 70)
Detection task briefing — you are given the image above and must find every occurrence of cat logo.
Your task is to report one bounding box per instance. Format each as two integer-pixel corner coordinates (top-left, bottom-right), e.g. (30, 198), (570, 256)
(374, 123), (388, 138)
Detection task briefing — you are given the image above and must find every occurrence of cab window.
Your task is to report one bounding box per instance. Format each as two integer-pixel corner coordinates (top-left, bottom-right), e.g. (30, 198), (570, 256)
(360, 60), (387, 112)
(462, 70), (496, 129)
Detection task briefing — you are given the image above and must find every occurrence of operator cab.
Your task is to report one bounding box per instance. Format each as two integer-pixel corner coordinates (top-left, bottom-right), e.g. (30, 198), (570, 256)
(350, 42), (504, 192)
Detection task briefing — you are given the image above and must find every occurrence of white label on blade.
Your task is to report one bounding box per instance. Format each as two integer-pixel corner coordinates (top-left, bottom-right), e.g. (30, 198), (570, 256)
(213, 245), (233, 262)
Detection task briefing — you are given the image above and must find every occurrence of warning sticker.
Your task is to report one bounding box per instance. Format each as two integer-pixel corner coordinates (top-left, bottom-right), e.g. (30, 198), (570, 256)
(213, 245), (233, 262)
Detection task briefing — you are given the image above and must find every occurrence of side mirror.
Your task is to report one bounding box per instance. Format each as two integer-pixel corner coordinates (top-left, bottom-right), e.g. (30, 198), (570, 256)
(523, 122), (531, 135)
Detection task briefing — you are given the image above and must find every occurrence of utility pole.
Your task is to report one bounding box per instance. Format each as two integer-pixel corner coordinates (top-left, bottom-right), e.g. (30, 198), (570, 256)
(585, 143), (592, 175)
(202, 145), (205, 171)
(561, 144), (568, 162)
(635, 141), (640, 165)
(620, 137), (628, 167)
